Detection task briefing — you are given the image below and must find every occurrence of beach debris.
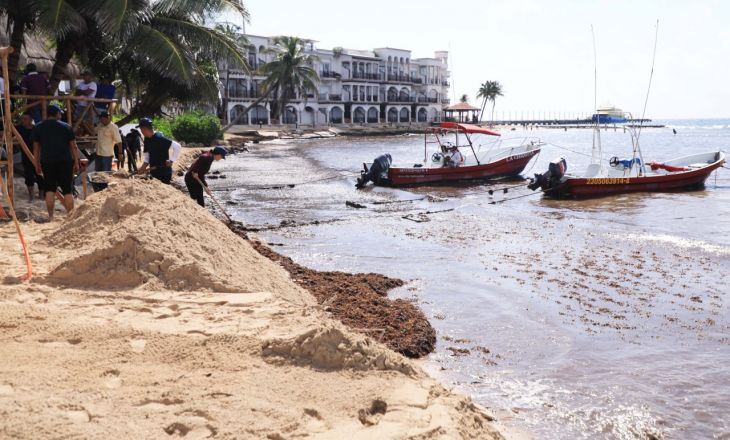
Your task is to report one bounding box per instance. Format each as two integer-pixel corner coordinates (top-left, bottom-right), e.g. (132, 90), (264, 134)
(345, 201), (367, 209)
(358, 400), (388, 426)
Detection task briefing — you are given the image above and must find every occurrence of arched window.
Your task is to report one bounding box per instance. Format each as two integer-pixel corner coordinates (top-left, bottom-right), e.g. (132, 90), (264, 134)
(367, 107), (379, 123)
(250, 105), (268, 125)
(399, 107), (410, 122)
(330, 107), (343, 124)
(417, 108), (427, 122)
(283, 107), (297, 124)
(353, 107), (366, 123)
(387, 107), (398, 123)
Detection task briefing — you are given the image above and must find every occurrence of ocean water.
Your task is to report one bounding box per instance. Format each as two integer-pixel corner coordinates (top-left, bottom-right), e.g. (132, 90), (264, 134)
(213, 120), (730, 439)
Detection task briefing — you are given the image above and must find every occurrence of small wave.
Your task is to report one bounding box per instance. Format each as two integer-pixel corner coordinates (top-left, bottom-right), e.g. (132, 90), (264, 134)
(622, 233), (730, 256)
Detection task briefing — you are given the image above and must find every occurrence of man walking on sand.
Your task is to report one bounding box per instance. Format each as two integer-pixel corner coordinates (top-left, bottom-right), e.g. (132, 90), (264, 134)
(185, 146), (227, 207)
(32, 105), (79, 220)
(95, 111), (122, 172)
(136, 118), (181, 184)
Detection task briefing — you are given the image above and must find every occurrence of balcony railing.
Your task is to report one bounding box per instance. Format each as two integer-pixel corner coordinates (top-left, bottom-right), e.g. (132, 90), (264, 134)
(386, 74), (424, 84)
(321, 94), (342, 101)
(418, 97), (439, 103)
(321, 71), (341, 79)
(352, 72), (383, 81)
(227, 90), (265, 99)
(387, 96), (417, 103)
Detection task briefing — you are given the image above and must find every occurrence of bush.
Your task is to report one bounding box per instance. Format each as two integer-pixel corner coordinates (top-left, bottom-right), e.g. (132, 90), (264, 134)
(152, 117), (173, 138)
(170, 111), (221, 145)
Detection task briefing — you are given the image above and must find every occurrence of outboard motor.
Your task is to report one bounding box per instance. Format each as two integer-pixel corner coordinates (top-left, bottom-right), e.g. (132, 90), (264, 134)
(356, 153), (392, 188)
(528, 158), (567, 191)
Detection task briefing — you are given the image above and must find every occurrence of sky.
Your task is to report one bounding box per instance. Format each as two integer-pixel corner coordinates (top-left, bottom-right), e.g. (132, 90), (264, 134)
(223, 0), (730, 119)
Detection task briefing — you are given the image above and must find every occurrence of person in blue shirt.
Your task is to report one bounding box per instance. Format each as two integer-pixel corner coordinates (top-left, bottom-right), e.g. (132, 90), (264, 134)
(32, 105), (80, 220)
(95, 77), (116, 113)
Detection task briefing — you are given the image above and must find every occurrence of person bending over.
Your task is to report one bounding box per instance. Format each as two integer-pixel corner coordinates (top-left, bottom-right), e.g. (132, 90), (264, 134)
(32, 105), (79, 220)
(136, 118), (181, 184)
(185, 146), (227, 207)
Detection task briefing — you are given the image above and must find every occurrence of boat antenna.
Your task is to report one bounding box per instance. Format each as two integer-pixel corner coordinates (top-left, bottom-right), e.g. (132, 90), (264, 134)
(591, 25), (602, 168)
(636, 19), (659, 144)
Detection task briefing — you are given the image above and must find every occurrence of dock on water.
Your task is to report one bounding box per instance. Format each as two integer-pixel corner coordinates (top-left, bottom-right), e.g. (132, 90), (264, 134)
(486, 118), (665, 129)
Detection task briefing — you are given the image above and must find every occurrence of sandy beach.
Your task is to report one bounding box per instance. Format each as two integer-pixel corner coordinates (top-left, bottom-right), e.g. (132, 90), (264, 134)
(0, 179), (504, 439)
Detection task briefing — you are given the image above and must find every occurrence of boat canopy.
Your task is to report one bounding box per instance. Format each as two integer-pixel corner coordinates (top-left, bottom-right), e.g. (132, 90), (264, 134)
(437, 122), (501, 137)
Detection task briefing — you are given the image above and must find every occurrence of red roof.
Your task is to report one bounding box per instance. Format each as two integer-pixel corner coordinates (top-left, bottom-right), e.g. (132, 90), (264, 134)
(445, 102), (481, 111)
(438, 122), (501, 136)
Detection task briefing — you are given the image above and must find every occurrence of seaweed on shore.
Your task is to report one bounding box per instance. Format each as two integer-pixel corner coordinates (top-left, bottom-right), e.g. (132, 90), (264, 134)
(228, 225), (436, 358)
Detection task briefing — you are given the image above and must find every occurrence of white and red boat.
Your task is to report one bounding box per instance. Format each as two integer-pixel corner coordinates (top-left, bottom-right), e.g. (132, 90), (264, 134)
(528, 126), (726, 198)
(356, 122), (543, 187)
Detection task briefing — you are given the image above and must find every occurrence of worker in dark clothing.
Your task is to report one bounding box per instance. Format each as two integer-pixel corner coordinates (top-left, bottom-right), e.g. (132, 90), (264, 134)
(135, 117), (181, 184)
(32, 105), (80, 220)
(15, 112), (44, 201)
(184, 146), (227, 207)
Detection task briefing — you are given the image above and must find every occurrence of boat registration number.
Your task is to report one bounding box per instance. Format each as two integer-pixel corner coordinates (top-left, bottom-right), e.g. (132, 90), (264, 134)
(586, 177), (630, 185)
(507, 152), (533, 161)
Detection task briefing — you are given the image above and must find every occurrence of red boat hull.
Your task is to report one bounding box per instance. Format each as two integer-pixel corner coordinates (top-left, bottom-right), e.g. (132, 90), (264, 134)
(386, 149), (540, 186)
(554, 159), (725, 198)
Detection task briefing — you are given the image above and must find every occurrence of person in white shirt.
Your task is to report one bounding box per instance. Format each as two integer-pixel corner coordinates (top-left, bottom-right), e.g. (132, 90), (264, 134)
(447, 146), (464, 168)
(74, 71), (97, 128)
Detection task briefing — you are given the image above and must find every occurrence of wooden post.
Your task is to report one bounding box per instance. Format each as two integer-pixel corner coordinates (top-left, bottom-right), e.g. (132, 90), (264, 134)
(1, 47), (14, 202)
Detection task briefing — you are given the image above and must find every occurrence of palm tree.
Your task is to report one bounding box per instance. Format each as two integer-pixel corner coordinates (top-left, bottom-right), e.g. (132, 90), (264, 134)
(476, 82), (490, 123)
(459, 93), (468, 103)
(486, 81), (504, 124)
(225, 36), (319, 128)
(10, 0), (249, 114)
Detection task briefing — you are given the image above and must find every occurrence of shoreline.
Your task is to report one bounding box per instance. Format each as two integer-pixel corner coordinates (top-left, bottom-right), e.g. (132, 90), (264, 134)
(176, 141), (437, 359)
(0, 144), (506, 438)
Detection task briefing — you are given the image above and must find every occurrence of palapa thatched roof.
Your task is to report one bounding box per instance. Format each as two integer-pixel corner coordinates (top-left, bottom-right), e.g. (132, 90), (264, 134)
(0, 14), (81, 78)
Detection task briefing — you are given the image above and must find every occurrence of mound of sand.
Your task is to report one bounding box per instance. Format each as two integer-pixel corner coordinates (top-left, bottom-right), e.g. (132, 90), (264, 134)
(0, 179), (504, 439)
(43, 180), (300, 295)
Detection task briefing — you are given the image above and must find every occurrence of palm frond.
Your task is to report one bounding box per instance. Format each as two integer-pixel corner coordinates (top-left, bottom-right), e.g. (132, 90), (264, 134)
(82, 0), (151, 38)
(151, 16), (250, 72)
(29, 0), (87, 39)
(153, 0), (249, 21)
(124, 23), (197, 84)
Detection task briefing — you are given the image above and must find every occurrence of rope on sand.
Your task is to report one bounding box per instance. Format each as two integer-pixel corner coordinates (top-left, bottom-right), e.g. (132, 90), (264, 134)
(0, 175), (33, 281)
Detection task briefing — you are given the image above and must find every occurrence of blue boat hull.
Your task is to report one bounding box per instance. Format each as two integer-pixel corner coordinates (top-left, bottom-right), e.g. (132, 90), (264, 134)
(592, 114), (627, 124)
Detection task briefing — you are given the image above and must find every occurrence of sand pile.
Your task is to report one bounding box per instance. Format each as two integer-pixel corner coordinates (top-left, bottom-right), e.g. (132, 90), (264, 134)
(0, 179), (505, 439)
(43, 180), (299, 295)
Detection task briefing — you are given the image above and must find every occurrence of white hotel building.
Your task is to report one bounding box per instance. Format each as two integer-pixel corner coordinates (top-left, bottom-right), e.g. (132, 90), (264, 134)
(220, 34), (451, 126)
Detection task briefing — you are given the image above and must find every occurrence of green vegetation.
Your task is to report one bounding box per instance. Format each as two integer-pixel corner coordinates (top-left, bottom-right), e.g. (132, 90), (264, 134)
(460, 94), (469, 103)
(476, 81), (504, 124)
(152, 117), (173, 139)
(1, 0), (251, 123)
(171, 112), (221, 145)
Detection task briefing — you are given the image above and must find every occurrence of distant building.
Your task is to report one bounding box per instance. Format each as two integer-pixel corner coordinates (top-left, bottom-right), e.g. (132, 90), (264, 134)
(219, 34), (451, 126)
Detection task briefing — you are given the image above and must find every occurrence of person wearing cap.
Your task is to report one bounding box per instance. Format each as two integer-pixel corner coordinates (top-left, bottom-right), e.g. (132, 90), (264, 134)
(32, 105), (80, 220)
(95, 111), (122, 172)
(136, 118), (181, 184)
(184, 146), (227, 207)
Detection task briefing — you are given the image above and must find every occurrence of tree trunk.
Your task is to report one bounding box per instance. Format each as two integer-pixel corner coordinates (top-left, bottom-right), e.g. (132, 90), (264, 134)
(479, 97), (487, 123)
(491, 100), (496, 126)
(7, 18), (27, 82)
(49, 37), (79, 94)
